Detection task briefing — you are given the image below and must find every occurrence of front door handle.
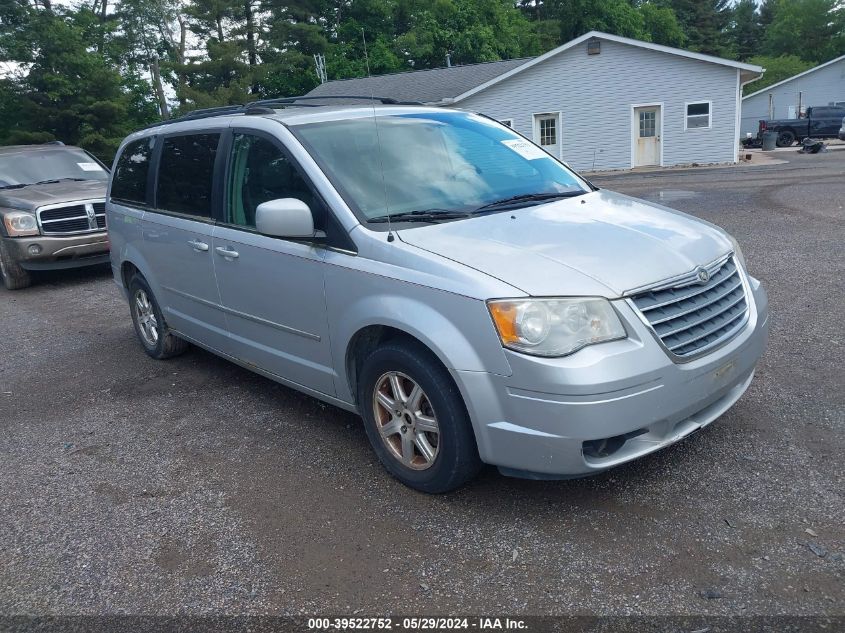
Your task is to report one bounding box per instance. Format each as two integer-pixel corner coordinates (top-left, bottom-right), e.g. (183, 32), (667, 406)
(187, 239), (209, 252)
(215, 246), (239, 259)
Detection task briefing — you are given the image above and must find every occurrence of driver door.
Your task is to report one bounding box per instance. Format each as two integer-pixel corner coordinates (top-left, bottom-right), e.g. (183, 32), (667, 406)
(211, 130), (335, 395)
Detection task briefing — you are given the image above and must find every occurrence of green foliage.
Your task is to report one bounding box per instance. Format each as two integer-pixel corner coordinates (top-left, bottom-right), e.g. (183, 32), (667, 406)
(0, 3), (157, 162)
(639, 2), (686, 47)
(743, 54), (815, 92)
(762, 0), (845, 64)
(730, 0), (762, 61)
(663, 0), (733, 57)
(0, 0), (843, 154)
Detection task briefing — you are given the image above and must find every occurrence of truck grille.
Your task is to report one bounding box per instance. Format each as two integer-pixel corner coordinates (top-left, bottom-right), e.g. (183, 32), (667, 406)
(37, 201), (106, 235)
(630, 256), (749, 359)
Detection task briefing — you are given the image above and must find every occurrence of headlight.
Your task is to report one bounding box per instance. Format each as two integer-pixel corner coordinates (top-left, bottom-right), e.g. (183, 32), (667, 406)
(488, 297), (626, 357)
(3, 211), (39, 237)
(728, 235), (747, 272)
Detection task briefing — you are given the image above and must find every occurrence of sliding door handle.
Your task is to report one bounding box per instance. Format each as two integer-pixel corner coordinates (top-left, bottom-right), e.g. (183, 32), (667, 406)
(215, 246), (239, 259)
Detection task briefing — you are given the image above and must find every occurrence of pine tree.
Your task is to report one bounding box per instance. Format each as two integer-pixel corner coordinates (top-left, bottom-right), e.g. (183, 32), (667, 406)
(666, 0), (733, 57)
(730, 0), (762, 61)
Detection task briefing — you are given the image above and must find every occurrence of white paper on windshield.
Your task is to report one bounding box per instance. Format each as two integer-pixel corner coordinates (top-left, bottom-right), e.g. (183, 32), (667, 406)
(77, 162), (104, 172)
(501, 139), (548, 161)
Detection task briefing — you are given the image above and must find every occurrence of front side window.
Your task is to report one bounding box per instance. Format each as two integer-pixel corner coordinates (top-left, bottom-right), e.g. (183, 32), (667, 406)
(111, 138), (155, 205)
(686, 102), (711, 129)
(156, 133), (220, 217)
(292, 111), (587, 221)
(0, 148), (108, 189)
(226, 134), (321, 229)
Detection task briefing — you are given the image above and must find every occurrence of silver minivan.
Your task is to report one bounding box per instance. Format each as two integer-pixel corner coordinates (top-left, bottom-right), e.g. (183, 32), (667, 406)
(107, 100), (769, 492)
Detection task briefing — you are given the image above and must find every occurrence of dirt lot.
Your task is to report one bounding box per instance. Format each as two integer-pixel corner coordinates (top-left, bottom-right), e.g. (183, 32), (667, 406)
(1, 151), (843, 619)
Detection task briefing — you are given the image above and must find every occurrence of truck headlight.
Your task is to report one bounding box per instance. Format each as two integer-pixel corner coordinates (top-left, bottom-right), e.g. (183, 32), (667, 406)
(3, 211), (39, 237)
(488, 297), (626, 357)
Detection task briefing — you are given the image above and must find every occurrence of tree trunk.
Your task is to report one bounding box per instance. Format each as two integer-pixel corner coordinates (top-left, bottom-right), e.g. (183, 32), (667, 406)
(150, 58), (170, 120)
(176, 15), (188, 108)
(244, 0), (258, 93)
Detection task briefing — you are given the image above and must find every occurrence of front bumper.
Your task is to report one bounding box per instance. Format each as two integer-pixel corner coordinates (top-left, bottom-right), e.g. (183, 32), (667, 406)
(454, 275), (769, 478)
(3, 233), (110, 271)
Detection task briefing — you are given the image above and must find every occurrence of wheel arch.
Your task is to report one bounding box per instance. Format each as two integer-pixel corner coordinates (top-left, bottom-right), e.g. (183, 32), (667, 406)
(345, 325), (444, 408)
(337, 296), (511, 408)
(116, 244), (162, 299)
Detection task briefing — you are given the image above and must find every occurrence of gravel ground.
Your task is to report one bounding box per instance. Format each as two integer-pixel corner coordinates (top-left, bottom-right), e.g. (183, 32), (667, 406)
(0, 151), (843, 619)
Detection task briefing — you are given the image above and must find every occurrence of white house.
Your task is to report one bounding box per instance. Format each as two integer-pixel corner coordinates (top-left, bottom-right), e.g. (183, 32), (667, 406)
(740, 55), (845, 137)
(306, 31), (763, 171)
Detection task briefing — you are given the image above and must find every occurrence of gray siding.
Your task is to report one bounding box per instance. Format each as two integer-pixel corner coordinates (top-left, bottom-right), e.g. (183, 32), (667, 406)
(458, 39), (740, 171)
(740, 58), (845, 137)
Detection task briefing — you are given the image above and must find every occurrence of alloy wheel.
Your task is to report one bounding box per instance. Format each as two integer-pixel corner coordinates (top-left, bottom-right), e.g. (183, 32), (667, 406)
(372, 371), (440, 470)
(134, 289), (160, 347)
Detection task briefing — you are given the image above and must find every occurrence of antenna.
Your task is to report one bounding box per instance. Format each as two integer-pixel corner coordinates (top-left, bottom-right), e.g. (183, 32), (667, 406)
(361, 28), (393, 242)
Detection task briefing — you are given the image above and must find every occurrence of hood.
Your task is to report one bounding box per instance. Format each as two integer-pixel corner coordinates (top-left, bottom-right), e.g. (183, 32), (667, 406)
(0, 180), (107, 211)
(397, 190), (732, 297)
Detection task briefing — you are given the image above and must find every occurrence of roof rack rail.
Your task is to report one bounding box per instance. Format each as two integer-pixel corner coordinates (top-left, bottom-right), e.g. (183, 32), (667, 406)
(141, 95), (425, 130)
(245, 95), (424, 108)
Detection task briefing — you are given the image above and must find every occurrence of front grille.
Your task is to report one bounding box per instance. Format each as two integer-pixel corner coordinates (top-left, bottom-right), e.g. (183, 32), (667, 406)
(94, 202), (106, 229)
(631, 256), (749, 359)
(37, 200), (106, 235)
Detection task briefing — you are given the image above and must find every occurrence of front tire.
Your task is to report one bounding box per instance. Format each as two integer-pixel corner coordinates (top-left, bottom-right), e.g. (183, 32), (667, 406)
(358, 340), (482, 493)
(128, 274), (188, 360)
(0, 240), (32, 290)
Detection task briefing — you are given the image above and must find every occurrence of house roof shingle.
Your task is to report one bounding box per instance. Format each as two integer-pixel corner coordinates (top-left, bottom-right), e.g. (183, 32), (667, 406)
(304, 58), (531, 105)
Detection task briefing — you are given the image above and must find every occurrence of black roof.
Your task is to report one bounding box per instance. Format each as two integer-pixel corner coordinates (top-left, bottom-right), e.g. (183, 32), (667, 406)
(304, 58), (532, 104)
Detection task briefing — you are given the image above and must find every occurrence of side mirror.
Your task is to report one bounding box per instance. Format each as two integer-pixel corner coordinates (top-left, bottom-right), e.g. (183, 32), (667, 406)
(255, 198), (314, 238)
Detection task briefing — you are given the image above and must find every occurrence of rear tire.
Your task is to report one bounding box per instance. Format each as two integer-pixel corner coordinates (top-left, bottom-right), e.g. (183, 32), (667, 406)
(128, 274), (188, 360)
(776, 130), (795, 147)
(358, 339), (482, 493)
(0, 240), (32, 290)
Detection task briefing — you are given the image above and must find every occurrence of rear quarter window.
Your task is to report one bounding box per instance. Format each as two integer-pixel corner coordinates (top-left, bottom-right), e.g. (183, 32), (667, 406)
(111, 137), (155, 206)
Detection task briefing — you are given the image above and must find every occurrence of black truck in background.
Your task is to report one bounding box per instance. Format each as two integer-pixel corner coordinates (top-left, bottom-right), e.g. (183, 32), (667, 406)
(758, 105), (845, 147)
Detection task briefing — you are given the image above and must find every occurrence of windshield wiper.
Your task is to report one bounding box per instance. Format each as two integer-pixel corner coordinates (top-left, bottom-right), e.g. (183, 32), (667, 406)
(473, 191), (586, 212)
(31, 178), (89, 186)
(0, 178), (90, 190)
(368, 209), (471, 224)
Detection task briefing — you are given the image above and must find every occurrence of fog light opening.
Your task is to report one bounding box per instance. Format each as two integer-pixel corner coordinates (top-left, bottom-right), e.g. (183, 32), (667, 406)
(582, 428), (648, 460)
(28, 244), (42, 255)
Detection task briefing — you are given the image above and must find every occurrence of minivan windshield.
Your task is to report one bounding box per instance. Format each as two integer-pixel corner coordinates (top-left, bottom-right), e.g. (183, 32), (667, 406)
(0, 148), (108, 189)
(293, 111), (590, 222)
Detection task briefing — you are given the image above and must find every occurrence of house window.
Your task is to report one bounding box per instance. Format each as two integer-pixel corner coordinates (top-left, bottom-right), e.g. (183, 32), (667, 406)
(685, 102), (711, 130)
(639, 111), (656, 137)
(538, 116), (557, 146)
(499, 119), (513, 128)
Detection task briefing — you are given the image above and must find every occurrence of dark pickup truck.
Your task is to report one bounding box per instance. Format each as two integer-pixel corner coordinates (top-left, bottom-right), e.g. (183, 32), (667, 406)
(759, 105), (845, 147)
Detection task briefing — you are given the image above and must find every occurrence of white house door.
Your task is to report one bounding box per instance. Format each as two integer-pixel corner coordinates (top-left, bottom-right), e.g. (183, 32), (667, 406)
(533, 113), (560, 159)
(634, 106), (661, 167)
